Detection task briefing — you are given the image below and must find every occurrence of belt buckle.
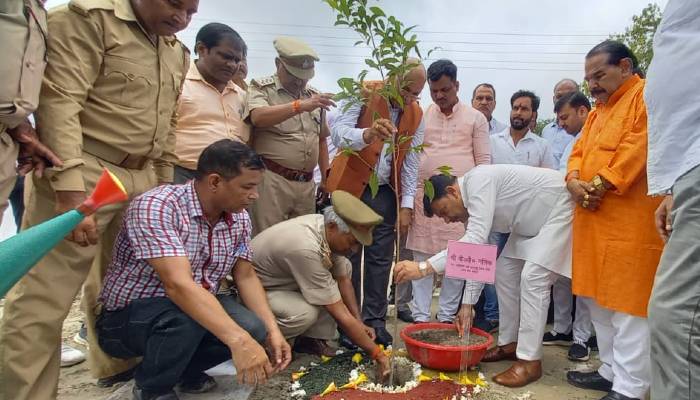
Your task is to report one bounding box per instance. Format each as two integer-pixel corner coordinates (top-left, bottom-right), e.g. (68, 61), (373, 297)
(296, 174), (307, 182)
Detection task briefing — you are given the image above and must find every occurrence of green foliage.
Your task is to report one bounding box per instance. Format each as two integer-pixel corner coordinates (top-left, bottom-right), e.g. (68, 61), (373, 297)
(424, 179), (435, 202)
(368, 172), (379, 198)
(423, 166), (453, 202)
(609, 3), (662, 75)
(324, 0), (424, 108)
(324, 0), (432, 198)
(533, 118), (555, 135)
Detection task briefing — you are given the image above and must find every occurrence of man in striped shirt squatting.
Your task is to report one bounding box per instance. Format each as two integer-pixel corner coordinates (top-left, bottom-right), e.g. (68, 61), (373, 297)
(97, 140), (291, 400)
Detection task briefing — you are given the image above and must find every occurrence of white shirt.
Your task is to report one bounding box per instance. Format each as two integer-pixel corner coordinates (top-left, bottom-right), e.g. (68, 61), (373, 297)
(558, 132), (581, 174)
(488, 117), (508, 135)
(645, 0), (700, 194)
(331, 100), (425, 208)
(541, 122), (575, 167)
(428, 164), (574, 303)
(490, 128), (557, 169)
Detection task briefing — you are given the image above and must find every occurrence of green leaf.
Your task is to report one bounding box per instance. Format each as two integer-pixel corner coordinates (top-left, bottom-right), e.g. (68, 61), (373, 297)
(369, 173), (379, 198)
(436, 165), (454, 176)
(372, 110), (381, 121)
(424, 180), (435, 202)
(398, 135), (411, 145)
(369, 6), (385, 17)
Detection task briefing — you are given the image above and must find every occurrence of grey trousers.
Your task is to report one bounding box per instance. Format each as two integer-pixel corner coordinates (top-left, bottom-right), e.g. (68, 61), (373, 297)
(648, 165), (700, 400)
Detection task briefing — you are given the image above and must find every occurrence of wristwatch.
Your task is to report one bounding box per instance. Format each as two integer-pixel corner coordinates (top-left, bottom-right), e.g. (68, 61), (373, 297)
(418, 262), (428, 277)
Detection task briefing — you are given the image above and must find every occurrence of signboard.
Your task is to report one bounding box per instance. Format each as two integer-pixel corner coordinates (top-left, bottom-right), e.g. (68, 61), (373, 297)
(444, 240), (497, 284)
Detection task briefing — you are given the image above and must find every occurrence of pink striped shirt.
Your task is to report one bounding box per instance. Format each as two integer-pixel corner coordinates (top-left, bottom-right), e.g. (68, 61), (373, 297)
(100, 182), (252, 311)
(406, 102), (491, 255)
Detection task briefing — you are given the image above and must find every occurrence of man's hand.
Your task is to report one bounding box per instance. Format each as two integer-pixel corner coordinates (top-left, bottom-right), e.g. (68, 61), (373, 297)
(56, 191), (98, 246)
(363, 324), (376, 341)
(566, 179), (603, 211)
(230, 334), (274, 385)
(454, 304), (474, 337)
(394, 260), (429, 283)
(362, 118), (396, 144)
(9, 120), (63, 177)
(398, 207), (413, 237)
(655, 195), (674, 243)
(265, 330), (292, 373)
(300, 93), (336, 112)
(375, 353), (391, 384)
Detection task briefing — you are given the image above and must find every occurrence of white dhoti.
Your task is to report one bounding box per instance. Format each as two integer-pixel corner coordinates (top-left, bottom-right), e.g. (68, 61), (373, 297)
(553, 277), (594, 344)
(582, 297), (651, 399)
(496, 257), (561, 360)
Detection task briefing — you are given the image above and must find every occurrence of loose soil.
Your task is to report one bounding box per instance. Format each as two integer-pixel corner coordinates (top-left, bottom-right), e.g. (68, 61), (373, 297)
(365, 355), (416, 387)
(409, 328), (489, 347)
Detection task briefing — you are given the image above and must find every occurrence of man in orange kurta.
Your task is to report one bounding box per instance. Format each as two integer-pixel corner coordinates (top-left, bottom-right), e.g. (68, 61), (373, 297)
(565, 41), (663, 400)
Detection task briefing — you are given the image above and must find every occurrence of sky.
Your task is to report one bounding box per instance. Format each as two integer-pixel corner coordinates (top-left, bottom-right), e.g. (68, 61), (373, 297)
(1, 0), (666, 239)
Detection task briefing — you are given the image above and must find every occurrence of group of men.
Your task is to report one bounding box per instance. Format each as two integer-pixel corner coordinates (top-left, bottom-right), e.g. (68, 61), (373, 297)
(0, 1), (698, 400)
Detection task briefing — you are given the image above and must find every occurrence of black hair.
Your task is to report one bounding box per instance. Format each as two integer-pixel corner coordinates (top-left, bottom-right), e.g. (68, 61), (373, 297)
(586, 39), (640, 76)
(194, 22), (247, 57)
(195, 139), (264, 180)
(554, 91), (591, 113)
(423, 174), (457, 218)
(427, 59), (457, 82)
(510, 90), (540, 113)
(472, 83), (496, 99)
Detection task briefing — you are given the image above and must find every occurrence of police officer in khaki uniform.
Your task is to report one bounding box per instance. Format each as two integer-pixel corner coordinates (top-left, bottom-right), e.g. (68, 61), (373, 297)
(244, 36), (334, 234)
(252, 190), (390, 380)
(0, 1), (198, 399)
(0, 0), (61, 225)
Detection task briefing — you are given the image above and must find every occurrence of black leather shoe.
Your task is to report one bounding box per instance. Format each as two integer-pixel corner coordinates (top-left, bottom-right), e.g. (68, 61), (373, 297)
(397, 309), (414, 323)
(338, 332), (359, 351)
(566, 370), (613, 393)
(374, 326), (393, 347)
(588, 335), (599, 351)
(132, 386), (179, 400)
(178, 372), (217, 394)
(98, 367), (136, 387)
(599, 391), (639, 400)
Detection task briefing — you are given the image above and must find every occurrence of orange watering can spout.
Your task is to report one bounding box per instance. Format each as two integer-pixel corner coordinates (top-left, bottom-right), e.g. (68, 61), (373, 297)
(77, 169), (128, 216)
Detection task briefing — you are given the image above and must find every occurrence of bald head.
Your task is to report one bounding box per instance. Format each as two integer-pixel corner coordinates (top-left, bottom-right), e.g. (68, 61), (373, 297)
(553, 78), (579, 104)
(398, 57), (426, 107)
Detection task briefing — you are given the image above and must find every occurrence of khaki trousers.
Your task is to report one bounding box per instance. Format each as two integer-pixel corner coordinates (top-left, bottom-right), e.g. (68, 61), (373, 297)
(266, 290), (336, 341)
(249, 169), (314, 235)
(0, 152), (156, 400)
(0, 129), (19, 225)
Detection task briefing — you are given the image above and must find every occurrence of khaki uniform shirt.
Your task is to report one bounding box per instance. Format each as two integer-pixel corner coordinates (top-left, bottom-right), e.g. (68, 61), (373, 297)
(0, 0), (47, 134)
(35, 0), (189, 191)
(251, 214), (352, 306)
(244, 74), (326, 172)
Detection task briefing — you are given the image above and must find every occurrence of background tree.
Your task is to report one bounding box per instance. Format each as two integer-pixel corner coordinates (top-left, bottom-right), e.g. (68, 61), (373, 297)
(533, 117), (555, 135)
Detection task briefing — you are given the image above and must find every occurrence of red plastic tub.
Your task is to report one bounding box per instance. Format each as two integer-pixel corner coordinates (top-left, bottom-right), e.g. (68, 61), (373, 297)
(400, 322), (494, 371)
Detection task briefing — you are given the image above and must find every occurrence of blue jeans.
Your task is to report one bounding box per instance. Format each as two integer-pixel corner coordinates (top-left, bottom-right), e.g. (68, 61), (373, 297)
(481, 232), (510, 321)
(97, 295), (266, 394)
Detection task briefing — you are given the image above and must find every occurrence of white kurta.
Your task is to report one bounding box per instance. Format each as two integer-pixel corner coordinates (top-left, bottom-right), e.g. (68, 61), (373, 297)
(428, 164), (574, 303)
